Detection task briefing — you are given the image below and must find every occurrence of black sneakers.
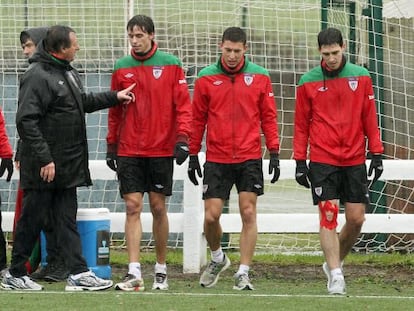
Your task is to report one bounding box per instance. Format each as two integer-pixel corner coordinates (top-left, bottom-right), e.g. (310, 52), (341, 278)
(31, 261), (69, 282)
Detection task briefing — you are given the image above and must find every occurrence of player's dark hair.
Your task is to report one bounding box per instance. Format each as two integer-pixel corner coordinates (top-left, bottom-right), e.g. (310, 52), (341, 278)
(222, 27), (247, 45)
(44, 25), (75, 53)
(127, 15), (155, 34)
(317, 27), (343, 48)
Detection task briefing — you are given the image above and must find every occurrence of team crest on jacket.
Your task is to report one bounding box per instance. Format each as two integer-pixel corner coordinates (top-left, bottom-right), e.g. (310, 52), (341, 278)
(244, 74), (253, 86)
(153, 66), (163, 79)
(348, 77), (358, 91)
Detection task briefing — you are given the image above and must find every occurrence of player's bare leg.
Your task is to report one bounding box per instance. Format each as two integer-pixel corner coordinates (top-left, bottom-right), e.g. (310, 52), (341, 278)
(233, 191), (257, 290)
(149, 192), (169, 290)
(199, 198), (230, 288)
(124, 192), (144, 265)
(339, 202), (365, 261)
(204, 198), (224, 252)
(114, 192), (145, 291)
(319, 200), (345, 294)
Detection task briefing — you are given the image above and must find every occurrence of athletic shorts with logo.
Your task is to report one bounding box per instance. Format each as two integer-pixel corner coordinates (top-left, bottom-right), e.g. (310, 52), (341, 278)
(117, 156), (173, 196)
(308, 162), (369, 205)
(202, 159), (264, 200)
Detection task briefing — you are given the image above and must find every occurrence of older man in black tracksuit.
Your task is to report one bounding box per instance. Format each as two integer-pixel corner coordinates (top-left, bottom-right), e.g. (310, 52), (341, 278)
(1, 25), (135, 291)
(17, 26), (71, 282)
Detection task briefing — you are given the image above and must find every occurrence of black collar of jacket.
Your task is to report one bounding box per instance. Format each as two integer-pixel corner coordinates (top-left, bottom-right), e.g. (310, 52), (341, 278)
(321, 55), (347, 78)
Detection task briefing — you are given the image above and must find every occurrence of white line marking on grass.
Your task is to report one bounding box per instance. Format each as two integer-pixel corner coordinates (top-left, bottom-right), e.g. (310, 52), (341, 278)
(146, 292), (414, 300)
(2, 291), (414, 300)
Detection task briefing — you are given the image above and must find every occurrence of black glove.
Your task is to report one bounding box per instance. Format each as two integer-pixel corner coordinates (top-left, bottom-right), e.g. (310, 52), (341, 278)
(368, 154), (383, 185)
(188, 155), (202, 185)
(295, 160), (310, 188)
(174, 141), (189, 165)
(106, 144), (118, 172)
(0, 158), (13, 182)
(269, 153), (280, 183)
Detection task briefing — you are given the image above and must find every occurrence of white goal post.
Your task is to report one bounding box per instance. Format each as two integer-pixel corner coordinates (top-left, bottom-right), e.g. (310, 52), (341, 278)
(4, 157), (414, 273)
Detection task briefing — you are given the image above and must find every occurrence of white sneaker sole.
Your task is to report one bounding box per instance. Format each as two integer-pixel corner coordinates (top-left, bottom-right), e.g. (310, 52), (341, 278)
(152, 283), (169, 290)
(329, 287), (346, 295)
(65, 280), (113, 291)
(328, 279), (346, 295)
(1, 283), (43, 291)
(114, 282), (145, 292)
(232, 284), (254, 290)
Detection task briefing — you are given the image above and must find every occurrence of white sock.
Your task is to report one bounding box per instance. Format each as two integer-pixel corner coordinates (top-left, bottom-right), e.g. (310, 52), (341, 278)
(236, 264), (249, 276)
(155, 262), (167, 274)
(331, 268), (343, 278)
(211, 248), (224, 263)
(128, 262), (141, 279)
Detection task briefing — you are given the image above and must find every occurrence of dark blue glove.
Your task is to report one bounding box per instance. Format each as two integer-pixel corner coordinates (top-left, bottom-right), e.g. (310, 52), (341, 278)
(188, 155), (202, 185)
(295, 160), (310, 188)
(269, 153), (280, 183)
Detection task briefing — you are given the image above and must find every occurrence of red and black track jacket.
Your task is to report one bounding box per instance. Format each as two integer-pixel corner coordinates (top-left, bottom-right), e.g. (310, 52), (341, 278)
(0, 108), (12, 159)
(107, 44), (192, 157)
(294, 61), (384, 166)
(190, 57), (279, 163)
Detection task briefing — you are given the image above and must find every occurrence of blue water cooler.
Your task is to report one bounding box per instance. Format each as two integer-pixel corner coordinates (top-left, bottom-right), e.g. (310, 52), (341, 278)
(40, 208), (112, 279)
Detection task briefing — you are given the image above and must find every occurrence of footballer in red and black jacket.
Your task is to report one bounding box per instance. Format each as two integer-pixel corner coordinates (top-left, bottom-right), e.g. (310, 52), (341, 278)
(107, 39), (191, 158)
(190, 55), (279, 163)
(294, 54), (383, 166)
(106, 15), (192, 291)
(188, 27), (280, 290)
(293, 27), (384, 296)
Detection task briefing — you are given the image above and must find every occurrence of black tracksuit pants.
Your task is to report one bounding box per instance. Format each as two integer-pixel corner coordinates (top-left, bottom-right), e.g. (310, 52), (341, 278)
(10, 187), (88, 277)
(0, 206), (6, 270)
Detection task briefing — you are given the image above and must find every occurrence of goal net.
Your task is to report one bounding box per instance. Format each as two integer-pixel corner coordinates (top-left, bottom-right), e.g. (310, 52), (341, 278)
(0, 0), (413, 255)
